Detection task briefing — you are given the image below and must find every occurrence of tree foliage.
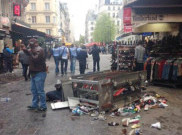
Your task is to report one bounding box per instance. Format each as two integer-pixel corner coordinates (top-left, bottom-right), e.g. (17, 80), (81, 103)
(79, 35), (85, 44)
(74, 35), (85, 46)
(93, 13), (116, 43)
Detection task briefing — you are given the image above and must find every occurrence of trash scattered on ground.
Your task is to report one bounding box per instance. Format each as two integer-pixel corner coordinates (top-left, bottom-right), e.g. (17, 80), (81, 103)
(131, 124), (140, 129)
(0, 97), (11, 102)
(51, 101), (69, 110)
(122, 128), (127, 135)
(151, 122), (161, 130)
(122, 118), (130, 127)
(108, 122), (119, 126)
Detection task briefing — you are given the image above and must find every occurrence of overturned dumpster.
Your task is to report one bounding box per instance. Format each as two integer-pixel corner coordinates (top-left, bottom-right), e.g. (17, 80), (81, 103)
(71, 70), (146, 111)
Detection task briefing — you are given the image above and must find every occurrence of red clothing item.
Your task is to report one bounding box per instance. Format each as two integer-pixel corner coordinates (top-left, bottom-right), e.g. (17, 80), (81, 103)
(158, 60), (166, 79)
(113, 88), (125, 97)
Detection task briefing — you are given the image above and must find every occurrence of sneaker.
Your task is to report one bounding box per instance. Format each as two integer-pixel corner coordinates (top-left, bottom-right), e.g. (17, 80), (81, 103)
(27, 106), (38, 110)
(108, 122), (119, 126)
(36, 108), (47, 112)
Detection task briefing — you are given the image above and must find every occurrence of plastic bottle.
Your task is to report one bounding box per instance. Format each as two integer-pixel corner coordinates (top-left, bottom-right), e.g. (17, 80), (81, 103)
(1, 97), (11, 102)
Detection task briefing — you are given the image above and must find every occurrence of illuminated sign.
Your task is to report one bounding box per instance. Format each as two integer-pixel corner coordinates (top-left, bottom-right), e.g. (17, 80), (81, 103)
(13, 4), (21, 16)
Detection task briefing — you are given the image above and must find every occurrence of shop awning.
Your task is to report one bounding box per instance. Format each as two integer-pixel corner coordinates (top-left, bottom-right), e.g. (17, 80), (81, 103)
(133, 23), (179, 33)
(12, 24), (46, 38)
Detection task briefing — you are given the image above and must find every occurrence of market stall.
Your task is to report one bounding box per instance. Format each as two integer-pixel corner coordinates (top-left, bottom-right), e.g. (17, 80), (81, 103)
(71, 70), (146, 111)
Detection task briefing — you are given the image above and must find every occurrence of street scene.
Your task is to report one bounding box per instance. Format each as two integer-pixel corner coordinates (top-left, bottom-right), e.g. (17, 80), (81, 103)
(0, 0), (182, 135)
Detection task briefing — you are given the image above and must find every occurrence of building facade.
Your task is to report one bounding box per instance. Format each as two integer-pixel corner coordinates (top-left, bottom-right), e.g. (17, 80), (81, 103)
(98, 0), (123, 36)
(59, 3), (73, 43)
(85, 10), (97, 43)
(0, 0), (29, 51)
(25, 0), (60, 37)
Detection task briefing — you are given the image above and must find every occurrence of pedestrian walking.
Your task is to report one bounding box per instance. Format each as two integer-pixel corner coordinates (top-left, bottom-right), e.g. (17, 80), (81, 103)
(26, 38), (47, 112)
(77, 46), (88, 74)
(60, 43), (69, 76)
(89, 44), (101, 72)
(69, 44), (77, 75)
(16, 44), (30, 81)
(134, 42), (145, 71)
(3, 43), (13, 73)
(52, 44), (60, 75)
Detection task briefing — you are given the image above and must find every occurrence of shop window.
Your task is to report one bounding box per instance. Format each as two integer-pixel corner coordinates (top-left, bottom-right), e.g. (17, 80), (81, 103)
(91, 27), (94, 31)
(31, 3), (36, 11)
(45, 3), (50, 10)
(32, 16), (36, 23)
(46, 29), (51, 35)
(46, 16), (50, 23)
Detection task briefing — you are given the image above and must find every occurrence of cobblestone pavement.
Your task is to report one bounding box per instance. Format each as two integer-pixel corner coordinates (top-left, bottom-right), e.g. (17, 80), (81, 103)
(0, 54), (113, 135)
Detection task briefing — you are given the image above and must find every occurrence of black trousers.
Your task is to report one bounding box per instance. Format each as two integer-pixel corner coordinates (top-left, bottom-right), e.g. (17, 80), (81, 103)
(79, 61), (86, 74)
(22, 64), (29, 80)
(4, 58), (13, 73)
(93, 59), (100, 72)
(135, 63), (144, 71)
(61, 59), (68, 75)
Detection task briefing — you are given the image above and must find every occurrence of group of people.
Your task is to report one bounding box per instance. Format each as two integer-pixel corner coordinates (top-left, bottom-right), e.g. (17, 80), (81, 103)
(2, 39), (102, 112)
(52, 43), (101, 75)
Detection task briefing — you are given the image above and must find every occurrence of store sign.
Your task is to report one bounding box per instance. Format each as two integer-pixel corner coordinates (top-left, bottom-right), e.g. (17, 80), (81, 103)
(0, 17), (10, 27)
(132, 14), (182, 23)
(123, 8), (132, 24)
(124, 25), (132, 33)
(13, 4), (21, 16)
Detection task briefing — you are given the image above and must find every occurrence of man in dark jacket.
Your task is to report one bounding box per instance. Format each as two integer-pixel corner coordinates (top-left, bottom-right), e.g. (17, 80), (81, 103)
(89, 44), (101, 72)
(77, 46), (88, 74)
(26, 38), (47, 112)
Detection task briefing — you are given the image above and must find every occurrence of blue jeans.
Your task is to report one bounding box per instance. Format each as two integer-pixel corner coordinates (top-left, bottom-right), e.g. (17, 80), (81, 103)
(162, 64), (170, 80)
(54, 56), (60, 73)
(70, 57), (76, 74)
(31, 72), (47, 109)
(172, 65), (178, 80)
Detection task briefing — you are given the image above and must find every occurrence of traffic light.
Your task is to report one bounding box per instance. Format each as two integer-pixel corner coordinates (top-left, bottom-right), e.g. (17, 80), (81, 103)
(13, 4), (21, 16)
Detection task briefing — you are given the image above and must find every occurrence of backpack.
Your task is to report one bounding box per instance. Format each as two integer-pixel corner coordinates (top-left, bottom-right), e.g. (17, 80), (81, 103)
(3, 49), (12, 58)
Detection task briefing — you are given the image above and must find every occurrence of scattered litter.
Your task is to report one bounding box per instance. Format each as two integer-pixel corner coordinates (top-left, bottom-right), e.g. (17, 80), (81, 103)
(131, 124), (140, 129)
(0, 97), (11, 102)
(51, 101), (69, 110)
(151, 122), (161, 130)
(122, 129), (127, 135)
(90, 111), (99, 117)
(122, 118), (130, 127)
(108, 122), (119, 126)
(72, 107), (84, 116)
(129, 118), (140, 124)
(98, 114), (106, 121)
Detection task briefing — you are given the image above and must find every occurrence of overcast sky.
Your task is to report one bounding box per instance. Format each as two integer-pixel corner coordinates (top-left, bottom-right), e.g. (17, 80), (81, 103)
(60, 0), (98, 40)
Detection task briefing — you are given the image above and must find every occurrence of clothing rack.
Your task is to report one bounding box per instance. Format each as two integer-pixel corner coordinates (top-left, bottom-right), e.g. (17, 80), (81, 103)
(146, 55), (182, 88)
